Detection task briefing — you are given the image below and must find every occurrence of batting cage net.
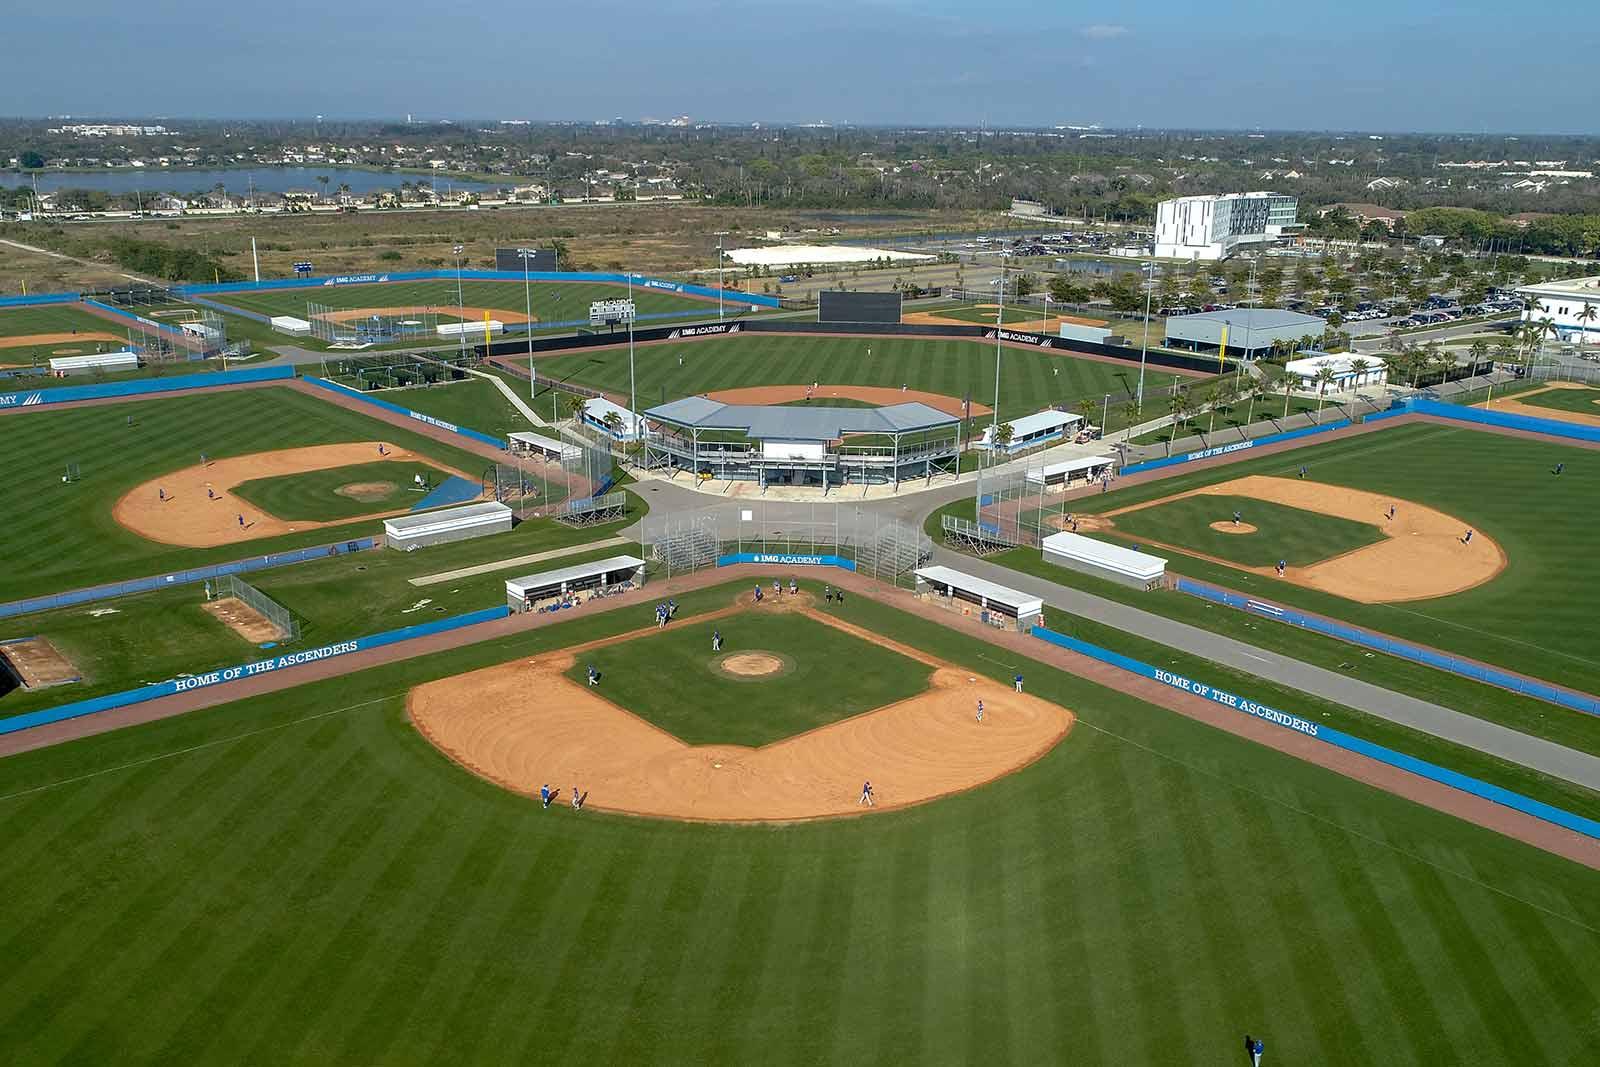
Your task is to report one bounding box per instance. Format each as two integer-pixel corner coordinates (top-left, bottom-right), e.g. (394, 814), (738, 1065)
(958, 451), (1119, 551)
(639, 503), (933, 588)
(307, 302), (439, 348)
(320, 350), (473, 390)
(485, 422), (621, 521)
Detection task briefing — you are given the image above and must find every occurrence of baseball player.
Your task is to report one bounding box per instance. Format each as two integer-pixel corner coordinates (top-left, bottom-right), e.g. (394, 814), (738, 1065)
(207, 487), (216, 500)
(823, 584), (833, 603)
(1232, 509), (1242, 526)
(1555, 462), (1565, 476)
(126, 414), (133, 427)
(788, 578), (797, 595)
(571, 787), (583, 810)
(378, 444), (386, 456)
(1275, 559), (1286, 577)
(859, 781), (874, 806)
(835, 587), (845, 605)
(200, 452), (208, 466)
(1014, 673), (1024, 693)
(1387, 504), (1396, 520)
(1247, 1035), (1264, 1066)
(586, 663), (599, 687)
(773, 578), (781, 597)
(1298, 465), (1307, 479)
(712, 629), (722, 652)
(1463, 528), (1474, 544)
(158, 487), (166, 501)
(237, 513), (246, 528)
(668, 598), (677, 619)
(976, 699), (985, 723)
(754, 584), (763, 603)
(540, 784), (552, 809)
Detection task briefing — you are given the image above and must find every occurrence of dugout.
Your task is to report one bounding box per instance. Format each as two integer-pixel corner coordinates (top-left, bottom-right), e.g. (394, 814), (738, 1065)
(506, 555), (646, 613)
(913, 565), (1043, 631)
(384, 501), (513, 552)
(977, 409), (1084, 453)
(507, 431), (583, 463)
(1041, 531), (1166, 590)
(1025, 455), (1117, 489)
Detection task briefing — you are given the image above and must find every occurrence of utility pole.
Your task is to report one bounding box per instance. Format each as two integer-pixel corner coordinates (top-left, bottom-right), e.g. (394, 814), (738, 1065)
(714, 231), (730, 321)
(992, 252), (1008, 448)
(627, 272), (639, 441)
(523, 249), (535, 400)
(453, 244), (467, 362)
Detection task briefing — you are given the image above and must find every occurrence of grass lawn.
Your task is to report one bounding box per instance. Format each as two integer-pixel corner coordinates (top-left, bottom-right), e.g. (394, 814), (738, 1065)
(361, 377), (541, 442)
(1517, 385), (1600, 418)
(231, 459), (452, 522)
(1, 579), (1596, 1063)
(207, 279), (732, 329)
(0, 385), (496, 602)
(0, 303), (149, 367)
(1111, 494), (1386, 568)
(0, 500), (644, 721)
(532, 333), (1184, 430)
(570, 611), (931, 746)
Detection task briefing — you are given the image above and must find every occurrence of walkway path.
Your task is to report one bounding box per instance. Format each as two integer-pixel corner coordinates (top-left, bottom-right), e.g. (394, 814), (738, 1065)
(931, 547), (1600, 792)
(0, 237), (157, 285)
(470, 366), (549, 428)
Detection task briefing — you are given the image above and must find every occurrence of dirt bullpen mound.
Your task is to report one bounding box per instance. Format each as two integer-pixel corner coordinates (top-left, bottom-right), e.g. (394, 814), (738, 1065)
(410, 607), (1073, 822)
(113, 442), (474, 548)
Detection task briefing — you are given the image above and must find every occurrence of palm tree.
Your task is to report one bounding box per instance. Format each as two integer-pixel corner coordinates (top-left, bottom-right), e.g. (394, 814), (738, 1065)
(602, 411), (625, 437)
(566, 394), (587, 423)
(1314, 366), (1337, 422)
(1236, 376), (1260, 437)
(1577, 303), (1598, 360)
(994, 422), (1015, 450)
(1166, 388), (1191, 455)
(316, 175), (330, 202)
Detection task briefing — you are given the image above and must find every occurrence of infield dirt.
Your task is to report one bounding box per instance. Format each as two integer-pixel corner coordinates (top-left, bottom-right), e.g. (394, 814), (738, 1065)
(704, 383), (989, 418)
(410, 595), (1074, 822)
(0, 331), (124, 351)
(112, 442), (477, 547)
(1480, 382), (1600, 429)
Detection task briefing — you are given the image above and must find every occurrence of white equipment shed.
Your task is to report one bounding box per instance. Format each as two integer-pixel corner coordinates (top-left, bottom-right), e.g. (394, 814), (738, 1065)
(384, 501), (512, 551)
(48, 351), (139, 375)
(1041, 531), (1167, 590)
(977, 408), (1084, 452)
(270, 315), (313, 336)
(437, 320), (504, 339)
(1026, 455), (1117, 489)
(507, 431), (583, 462)
(914, 565), (1044, 631)
(506, 555), (646, 613)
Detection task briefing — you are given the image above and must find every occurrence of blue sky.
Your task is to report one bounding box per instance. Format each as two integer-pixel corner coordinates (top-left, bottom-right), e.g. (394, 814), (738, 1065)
(7, 0), (1595, 132)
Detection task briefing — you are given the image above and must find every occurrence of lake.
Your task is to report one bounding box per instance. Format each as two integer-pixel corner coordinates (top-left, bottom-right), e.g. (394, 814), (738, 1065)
(2, 166), (503, 197)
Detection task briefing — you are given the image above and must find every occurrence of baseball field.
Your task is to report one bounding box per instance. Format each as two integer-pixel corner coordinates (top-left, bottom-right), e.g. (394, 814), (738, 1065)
(0, 386), (498, 600)
(0, 303), (145, 367)
(3, 579), (1597, 1063)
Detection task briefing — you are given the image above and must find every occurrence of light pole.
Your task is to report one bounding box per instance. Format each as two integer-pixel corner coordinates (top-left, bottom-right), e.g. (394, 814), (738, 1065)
(1101, 392), (1110, 437)
(452, 243), (466, 362)
(714, 231), (730, 321)
(1137, 230), (1154, 411)
(991, 252), (1008, 449)
(626, 272), (639, 442)
(522, 248), (536, 400)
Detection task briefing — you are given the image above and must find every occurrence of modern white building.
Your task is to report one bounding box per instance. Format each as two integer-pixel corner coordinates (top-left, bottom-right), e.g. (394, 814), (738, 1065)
(1154, 192), (1300, 261)
(1517, 275), (1600, 342)
(1283, 352), (1388, 393)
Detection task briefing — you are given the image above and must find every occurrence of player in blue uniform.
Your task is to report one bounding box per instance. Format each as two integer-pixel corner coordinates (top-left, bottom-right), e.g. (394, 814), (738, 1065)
(858, 781), (874, 806)
(540, 784), (552, 809)
(586, 663), (598, 687)
(1014, 673), (1024, 693)
(976, 699), (985, 723)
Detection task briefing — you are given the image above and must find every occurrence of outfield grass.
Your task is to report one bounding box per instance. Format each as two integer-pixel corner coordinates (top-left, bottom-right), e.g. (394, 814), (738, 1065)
(1111, 494), (1386, 568)
(571, 611), (931, 746)
(1517, 385), (1600, 418)
(532, 333), (1172, 429)
(357, 377), (541, 442)
(0, 503), (643, 720)
(207, 279), (732, 329)
(1, 579), (1596, 1063)
(231, 460), (451, 522)
(0, 386), (498, 602)
(0, 304), (149, 367)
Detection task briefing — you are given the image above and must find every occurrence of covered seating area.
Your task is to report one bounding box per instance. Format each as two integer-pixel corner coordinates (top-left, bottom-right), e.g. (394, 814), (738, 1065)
(506, 555), (645, 614)
(913, 564), (1044, 632)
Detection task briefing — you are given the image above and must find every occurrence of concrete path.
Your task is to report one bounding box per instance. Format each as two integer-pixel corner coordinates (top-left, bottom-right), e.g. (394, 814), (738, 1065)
(409, 535), (630, 587)
(471, 367), (549, 428)
(931, 547), (1600, 792)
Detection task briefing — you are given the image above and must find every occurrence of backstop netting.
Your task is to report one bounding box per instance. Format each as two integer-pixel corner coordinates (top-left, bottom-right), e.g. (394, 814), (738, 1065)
(963, 452), (1115, 550)
(308, 302), (438, 348)
(639, 503), (931, 588)
(216, 574), (299, 640)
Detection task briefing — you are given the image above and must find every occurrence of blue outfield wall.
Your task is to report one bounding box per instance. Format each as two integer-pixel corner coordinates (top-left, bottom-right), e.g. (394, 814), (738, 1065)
(302, 375), (506, 449)
(0, 538), (378, 621)
(0, 291), (80, 309)
(716, 553), (858, 570)
(0, 364), (292, 411)
(175, 270), (781, 308)
(0, 605), (510, 737)
(1120, 419), (1353, 476)
(1029, 625), (1600, 842)
(1174, 577), (1600, 717)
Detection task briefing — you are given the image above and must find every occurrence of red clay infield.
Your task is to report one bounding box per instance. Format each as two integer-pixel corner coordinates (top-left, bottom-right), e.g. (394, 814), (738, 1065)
(704, 384), (990, 418)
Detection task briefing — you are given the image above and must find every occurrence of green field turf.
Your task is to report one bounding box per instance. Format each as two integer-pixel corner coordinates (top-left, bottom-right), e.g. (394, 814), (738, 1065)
(0, 304), (145, 366)
(0, 386), (498, 603)
(570, 611), (930, 746)
(356, 377), (541, 443)
(1517, 385), (1600, 419)
(1111, 494), (1386, 568)
(206, 279), (733, 330)
(2, 580), (1596, 1064)
(531, 333), (1172, 428)
(230, 459), (452, 522)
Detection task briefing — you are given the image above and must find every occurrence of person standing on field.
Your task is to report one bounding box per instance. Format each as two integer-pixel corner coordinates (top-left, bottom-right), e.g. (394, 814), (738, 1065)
(859, 781), (874, 806)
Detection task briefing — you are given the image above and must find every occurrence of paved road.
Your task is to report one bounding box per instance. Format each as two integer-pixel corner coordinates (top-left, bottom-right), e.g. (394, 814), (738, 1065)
(932, 547), (1600, 791)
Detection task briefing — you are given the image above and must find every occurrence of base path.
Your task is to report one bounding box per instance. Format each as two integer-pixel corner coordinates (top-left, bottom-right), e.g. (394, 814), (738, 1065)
(410, 598), (1072, 822)
(112, 441), (477, 548)
(1097, 474), (1505, 603)
(0, 332), (124, 351)
(705, 383), (989, 419)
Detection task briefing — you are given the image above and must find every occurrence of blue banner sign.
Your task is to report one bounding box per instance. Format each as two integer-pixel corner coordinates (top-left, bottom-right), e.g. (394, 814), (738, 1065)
(716, 552), (858, 570)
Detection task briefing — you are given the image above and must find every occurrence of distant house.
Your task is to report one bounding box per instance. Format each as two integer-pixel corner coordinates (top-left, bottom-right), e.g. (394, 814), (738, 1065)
(1317, 202), (1406, 230)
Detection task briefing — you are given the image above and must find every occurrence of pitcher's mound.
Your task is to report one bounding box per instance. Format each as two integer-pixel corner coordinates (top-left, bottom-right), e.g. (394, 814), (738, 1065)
(716, 650), (794, 679)
(1209, 521), (1258, 534)
(335, 480), (397, 502)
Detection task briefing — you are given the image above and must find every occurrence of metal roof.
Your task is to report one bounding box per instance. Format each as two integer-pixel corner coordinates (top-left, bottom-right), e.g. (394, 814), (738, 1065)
(505, 555), (646, 596)
(383, 501), (512, 536)
(914, 565), (1043, 616)
(1168, 308), (1323, 330)
(644, 397), (956, 440)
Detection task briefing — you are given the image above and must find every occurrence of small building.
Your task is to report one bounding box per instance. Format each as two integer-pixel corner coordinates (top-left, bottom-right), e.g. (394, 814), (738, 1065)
(1164, 308), (1325, 360)
(437, 320), (504, 339)
(978, 409), (1084, 453)
(913, 565), (1043, 632)
(506, 554), (646, 613)
(1041, 530), (1167, 590)
(1155, 192), (1300, 261)
(1516, 275), (1600, 342)
(507, 430), (583, 462)
(270, 315), (313, 336)
(1057, 319), (1117, 345)
(384, 501), (513, 551)
(1025, 455), (1118, 489)
(582, 396), (647, 441)
(1283, 352), (1387, 393)
(48, 351), (139, 375)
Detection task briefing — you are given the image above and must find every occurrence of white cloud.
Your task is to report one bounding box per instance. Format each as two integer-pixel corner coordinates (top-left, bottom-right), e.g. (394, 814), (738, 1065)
(1080, 24), (1129, 40)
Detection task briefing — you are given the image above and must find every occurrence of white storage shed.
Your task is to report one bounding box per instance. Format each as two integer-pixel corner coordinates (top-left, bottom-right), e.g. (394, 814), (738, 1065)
(1041, 531), (1167, 590)
(48, 351), (139, 375)
(384, 501), (512, 551)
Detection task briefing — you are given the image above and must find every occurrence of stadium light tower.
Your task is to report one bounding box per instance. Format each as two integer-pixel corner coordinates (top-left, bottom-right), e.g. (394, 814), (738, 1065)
(521, 248), (536, 400)
(991, 251), (1008, 449)
(714, 231), (730, 321)
(453, 244), (467, 361)
(626, 272), (640, 441)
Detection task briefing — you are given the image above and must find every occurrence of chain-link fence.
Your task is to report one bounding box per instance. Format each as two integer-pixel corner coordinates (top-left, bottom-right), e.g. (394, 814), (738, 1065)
(639, 503), (933, 588)
(959, 451), (1117, 550)
(214, 573), (299, 640)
